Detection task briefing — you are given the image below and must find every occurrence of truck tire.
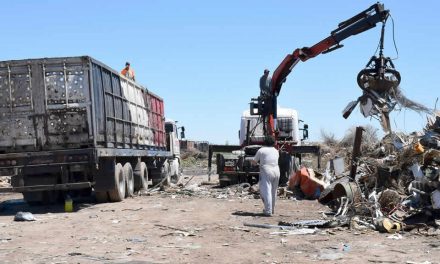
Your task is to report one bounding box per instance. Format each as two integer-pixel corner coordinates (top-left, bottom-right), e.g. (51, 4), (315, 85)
(216, 154), (225, 174)
(95, 191), (108, 203)
(123, 163), (134, 198)
(108, 163), (126, 202)
(134, 162), (148, 191)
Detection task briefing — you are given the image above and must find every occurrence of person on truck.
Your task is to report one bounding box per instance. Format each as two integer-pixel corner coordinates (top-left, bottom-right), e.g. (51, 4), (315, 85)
(121, 62), (136, 81)
(259, 69), (271, 98)
(252, 136), (280, 216)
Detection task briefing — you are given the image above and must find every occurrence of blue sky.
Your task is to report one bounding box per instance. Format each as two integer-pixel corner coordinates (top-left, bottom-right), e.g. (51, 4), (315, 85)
(1, 1), (439, 144)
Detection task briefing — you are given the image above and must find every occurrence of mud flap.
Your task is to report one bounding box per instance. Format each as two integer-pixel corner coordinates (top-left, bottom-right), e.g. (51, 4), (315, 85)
(94, 158), (116, 192)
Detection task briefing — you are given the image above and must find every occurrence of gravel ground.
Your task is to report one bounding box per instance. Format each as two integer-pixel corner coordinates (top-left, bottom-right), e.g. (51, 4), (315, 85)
(0, 174), (438, 264)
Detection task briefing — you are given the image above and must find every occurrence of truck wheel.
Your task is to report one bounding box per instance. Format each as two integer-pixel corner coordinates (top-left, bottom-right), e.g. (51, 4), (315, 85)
(216, 154), (225, 174)
(124, 163), (134, 197)
(134, 162), (148, 191)
(95, 191), (108, 203)
(108, 163), (126, 202)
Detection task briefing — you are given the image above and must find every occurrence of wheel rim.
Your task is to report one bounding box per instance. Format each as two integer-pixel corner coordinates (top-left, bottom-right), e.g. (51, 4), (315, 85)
(118, 169), (125, 195)
(143, 167), (148, 186)
(127, 169), (134, 194)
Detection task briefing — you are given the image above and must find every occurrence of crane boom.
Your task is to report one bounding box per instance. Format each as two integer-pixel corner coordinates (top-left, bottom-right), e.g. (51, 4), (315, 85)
(209, 3), (395, 188)
(253, 3), (390, 138)
(271, 3), (389, 96)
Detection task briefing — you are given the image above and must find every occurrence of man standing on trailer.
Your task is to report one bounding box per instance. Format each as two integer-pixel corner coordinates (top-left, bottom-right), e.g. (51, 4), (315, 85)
(253, 136), (280, 216)
(259, 69), (271, 98)
(121, 62), (136, 81)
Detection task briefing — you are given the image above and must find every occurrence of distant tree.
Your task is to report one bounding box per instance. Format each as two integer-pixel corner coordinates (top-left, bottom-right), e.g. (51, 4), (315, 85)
(320, 129), (338, 147)
(340, 124), (379, 150)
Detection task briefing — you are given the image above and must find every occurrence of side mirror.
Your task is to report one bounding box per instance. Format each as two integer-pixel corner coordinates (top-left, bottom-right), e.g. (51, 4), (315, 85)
(302, 124), (309, 140)
(180, 126), (185, 139)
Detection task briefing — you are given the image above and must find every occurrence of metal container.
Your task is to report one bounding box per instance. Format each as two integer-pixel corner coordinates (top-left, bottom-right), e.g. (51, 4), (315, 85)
(0, 56), (166, 153)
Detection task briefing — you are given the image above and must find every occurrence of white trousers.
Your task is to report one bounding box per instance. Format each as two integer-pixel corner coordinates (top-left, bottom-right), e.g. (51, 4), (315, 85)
(259, 165), (280, 215)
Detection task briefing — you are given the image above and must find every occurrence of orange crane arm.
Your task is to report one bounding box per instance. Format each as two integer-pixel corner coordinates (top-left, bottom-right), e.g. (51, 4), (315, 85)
(265, 3), (390, 136)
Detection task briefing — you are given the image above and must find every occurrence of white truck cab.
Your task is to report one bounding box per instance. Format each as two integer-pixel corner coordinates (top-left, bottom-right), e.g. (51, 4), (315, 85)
(239, 107), (301, 145)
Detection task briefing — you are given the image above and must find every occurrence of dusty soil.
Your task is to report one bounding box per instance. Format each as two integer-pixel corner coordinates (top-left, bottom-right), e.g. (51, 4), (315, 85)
(0, 174), (439, 264)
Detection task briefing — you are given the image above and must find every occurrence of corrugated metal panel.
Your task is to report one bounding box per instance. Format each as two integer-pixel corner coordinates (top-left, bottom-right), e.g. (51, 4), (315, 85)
(44, 58), (90, 148)
(0, 56), (166, 153)
(0, 57), (92, 152)
(146, 92), (165, 148)
(90, 58), (165, 150)
(0, 63), (35, 150)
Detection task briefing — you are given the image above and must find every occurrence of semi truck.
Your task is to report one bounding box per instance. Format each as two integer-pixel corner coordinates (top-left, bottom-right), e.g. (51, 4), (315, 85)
(0, 56), (182, 204)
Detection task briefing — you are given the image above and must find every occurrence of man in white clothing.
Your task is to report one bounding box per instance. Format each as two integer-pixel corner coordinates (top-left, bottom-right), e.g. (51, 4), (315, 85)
(253, 136), (280, 216)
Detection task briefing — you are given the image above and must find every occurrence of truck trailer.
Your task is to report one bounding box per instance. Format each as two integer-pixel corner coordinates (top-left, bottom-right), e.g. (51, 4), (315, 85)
(0, 56), (181, 204)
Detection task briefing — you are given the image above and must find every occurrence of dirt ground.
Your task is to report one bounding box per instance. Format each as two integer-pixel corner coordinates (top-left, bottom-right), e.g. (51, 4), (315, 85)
(0, 174), (439, 264)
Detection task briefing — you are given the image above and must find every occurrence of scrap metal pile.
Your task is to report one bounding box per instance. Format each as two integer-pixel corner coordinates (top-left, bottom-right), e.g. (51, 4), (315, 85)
(290, 112), (440, 234)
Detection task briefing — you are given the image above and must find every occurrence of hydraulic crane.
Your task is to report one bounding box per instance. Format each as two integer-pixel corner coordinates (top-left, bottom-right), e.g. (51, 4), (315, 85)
(209, 3), (401, 187)
(249, 2), (400, 148)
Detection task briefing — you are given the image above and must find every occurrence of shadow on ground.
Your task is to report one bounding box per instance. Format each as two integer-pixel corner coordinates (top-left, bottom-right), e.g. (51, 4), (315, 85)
(0, 196), (96, 216)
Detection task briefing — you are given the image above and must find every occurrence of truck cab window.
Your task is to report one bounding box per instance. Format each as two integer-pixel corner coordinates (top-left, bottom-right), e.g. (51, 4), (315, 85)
(165, 123), (174, 133)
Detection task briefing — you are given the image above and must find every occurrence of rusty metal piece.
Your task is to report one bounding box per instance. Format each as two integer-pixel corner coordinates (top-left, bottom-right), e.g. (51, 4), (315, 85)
(243, 222), (298, 230)
(333, 182), (362, 203)
(318, 176), (350, 204)
(349, 126), (364, 179)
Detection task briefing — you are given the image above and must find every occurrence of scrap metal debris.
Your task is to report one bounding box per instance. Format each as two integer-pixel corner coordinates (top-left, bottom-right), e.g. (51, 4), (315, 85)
(314, 111), (440, 234)
(149, 180), (263, 200)
(348, 84), (433, 133)
(342, 17), (433, 133)
(153, 116), (440, 238)
(14, 211), (36, 221)
(243, 222), (298, 230)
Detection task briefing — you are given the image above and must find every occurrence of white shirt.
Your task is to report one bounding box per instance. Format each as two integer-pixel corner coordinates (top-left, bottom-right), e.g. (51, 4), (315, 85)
(254, 146), (279, 167)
